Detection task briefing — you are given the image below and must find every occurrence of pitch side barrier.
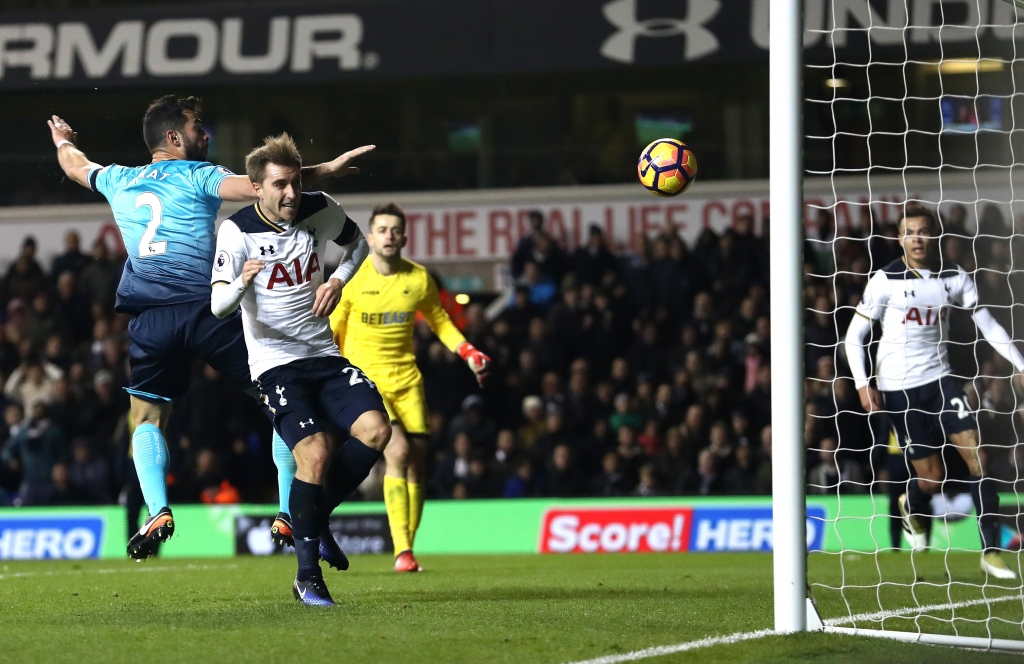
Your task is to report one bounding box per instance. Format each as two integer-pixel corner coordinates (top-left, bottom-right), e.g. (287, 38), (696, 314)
(0, 495), (1003, 560)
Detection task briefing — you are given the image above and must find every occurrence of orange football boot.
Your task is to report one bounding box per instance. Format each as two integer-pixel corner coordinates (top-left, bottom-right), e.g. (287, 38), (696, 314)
(394, 550), (423, 572)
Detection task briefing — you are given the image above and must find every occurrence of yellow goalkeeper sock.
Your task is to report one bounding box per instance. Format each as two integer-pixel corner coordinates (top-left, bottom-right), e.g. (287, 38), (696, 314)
(407, 481), (425, 548)
(384, 475), (411, 556)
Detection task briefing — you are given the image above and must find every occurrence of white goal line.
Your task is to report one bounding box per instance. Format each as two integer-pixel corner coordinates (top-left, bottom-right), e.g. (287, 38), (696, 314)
(562, 629), (775, 664)
(825, 594), (1024, 627)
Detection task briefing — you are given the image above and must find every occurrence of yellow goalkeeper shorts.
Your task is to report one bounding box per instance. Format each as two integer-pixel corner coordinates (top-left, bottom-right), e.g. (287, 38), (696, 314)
(379, 382), (430, 435)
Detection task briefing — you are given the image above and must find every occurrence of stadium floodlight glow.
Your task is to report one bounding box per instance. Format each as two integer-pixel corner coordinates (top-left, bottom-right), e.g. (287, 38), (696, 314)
(770, 0), (806, 636)
(924, 58), (1006, 75)
(824, 78), (848, 89)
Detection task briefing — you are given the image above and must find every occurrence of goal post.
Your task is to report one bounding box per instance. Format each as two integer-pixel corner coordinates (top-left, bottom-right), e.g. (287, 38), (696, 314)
(770, 0), (809, 635)
(773, 0), (1024, 651)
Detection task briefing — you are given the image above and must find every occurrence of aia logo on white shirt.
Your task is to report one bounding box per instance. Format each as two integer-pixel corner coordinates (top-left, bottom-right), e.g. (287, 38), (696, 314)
(267, 253), (321, 289)
(902, 306), (947, 326)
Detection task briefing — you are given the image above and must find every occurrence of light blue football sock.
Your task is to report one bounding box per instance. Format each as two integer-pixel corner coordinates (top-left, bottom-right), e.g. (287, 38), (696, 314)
(272, 430), (296, 515)
(132, 422), (169, 517)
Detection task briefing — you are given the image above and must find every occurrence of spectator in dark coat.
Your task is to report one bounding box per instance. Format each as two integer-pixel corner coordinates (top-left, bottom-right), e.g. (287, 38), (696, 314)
(546, 444), (584, 497)
(26, 291), (67, 349)
(78, 238), (118, 308)
(446, 395), (498, 450)
(623, 236), (653, 312)
(41, 462), (85, 505)
(572, 225), (619, 285)
(532, 408), (571, 466)
(682, 449), (721, 496)
(76, 369), (126, 449)
(628, 322), (667, 383)
(2, 237), (48, 307)
(51, 230), (91, 281)
(68, 438), (111, 504)
(464, 453), (499, 498)
(527, 233), (568, 285)
(55, 271), (94, 344)
(592, 452), (629, 496)
(649, 236), (690, 318)
(502, 287), (539, 341)
(431, 432), (473, 498)
(511, 210), (547, 279)
(723, 442), (758, 495)
(490, 429), (517, 487)
(655, 426), (691, 493)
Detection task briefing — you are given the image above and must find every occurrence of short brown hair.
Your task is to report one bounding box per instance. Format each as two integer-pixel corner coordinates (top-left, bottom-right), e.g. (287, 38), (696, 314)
(143, 95), (202, 152)
(899, 203), (939, 235)
(245, 133), (302, 183)
(369, 202), (407, 231)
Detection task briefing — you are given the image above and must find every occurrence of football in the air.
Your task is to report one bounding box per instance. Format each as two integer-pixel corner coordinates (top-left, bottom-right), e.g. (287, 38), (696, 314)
(637, 138), (697, 197)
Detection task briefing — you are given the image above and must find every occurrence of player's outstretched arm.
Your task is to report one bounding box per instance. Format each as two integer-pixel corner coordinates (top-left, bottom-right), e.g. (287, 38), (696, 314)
(216, 145), (376, 202)
(48, 115), (103, 189)
(301, 145), (376, 183)
(973, 307), (1024, 387)
(418, 275), (491, 386)
(218, 175), (260, 203)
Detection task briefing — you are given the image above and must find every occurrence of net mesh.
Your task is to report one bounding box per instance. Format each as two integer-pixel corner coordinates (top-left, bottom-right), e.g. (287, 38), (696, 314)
(804, 0), (1024, 642)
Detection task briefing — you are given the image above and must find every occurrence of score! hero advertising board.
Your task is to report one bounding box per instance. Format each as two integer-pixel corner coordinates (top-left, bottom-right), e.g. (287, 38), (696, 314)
(539, 506), (827, 554)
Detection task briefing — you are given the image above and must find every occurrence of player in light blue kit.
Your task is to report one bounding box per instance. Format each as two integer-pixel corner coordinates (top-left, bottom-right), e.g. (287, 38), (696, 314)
(48, 97), (373, 559)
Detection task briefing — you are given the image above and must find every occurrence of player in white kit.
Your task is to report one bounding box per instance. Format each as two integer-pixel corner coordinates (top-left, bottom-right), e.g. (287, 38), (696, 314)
(845, 205), (1023, 579)
(211, 134), (391, 606)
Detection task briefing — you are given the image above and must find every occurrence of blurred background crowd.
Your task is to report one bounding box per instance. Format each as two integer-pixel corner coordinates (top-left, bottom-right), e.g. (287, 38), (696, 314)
(2, 202), (1022, 511)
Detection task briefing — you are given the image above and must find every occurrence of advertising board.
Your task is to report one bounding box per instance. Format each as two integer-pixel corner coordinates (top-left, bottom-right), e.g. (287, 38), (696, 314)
(0, 516), (104, 560)
(0, 496), (990, 560)
(2, 1), (1014, 91)
(235, 513), (392, 556)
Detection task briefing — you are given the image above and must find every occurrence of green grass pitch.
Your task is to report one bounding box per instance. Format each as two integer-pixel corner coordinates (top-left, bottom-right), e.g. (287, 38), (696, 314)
(1, 552), (1022, 663)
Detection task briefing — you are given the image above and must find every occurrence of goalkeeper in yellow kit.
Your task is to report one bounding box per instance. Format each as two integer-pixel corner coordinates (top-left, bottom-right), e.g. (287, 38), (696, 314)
(330, 202), (490, 572)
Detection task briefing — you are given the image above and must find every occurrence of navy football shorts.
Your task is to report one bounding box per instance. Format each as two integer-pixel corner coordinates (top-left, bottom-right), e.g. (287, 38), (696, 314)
(255, 356), (387, 450)
(880, 376), (977, 461)
(127, 299), (251, 402)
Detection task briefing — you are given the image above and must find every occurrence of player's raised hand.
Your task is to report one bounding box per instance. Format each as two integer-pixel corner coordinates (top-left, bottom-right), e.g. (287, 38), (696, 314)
(857, 385), (882, 413)
(48, 115), (78, 147)
(241, 259), (265, 287)
(318, 145), (376, 178)
(457, 342), (491, 387)
(312, 278), (343, 317)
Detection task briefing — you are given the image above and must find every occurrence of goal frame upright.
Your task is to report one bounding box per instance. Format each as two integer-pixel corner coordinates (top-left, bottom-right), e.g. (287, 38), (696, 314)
(770, 0), (808, 635)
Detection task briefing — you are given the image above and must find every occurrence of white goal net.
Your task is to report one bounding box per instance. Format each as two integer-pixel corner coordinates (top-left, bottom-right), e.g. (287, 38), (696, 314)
(802, 0), (1024, 649)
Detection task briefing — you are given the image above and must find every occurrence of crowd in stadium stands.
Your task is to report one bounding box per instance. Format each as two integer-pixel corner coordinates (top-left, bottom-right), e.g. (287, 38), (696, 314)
(457, 210), (777, 500)
(1, 202), (1018, 509)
